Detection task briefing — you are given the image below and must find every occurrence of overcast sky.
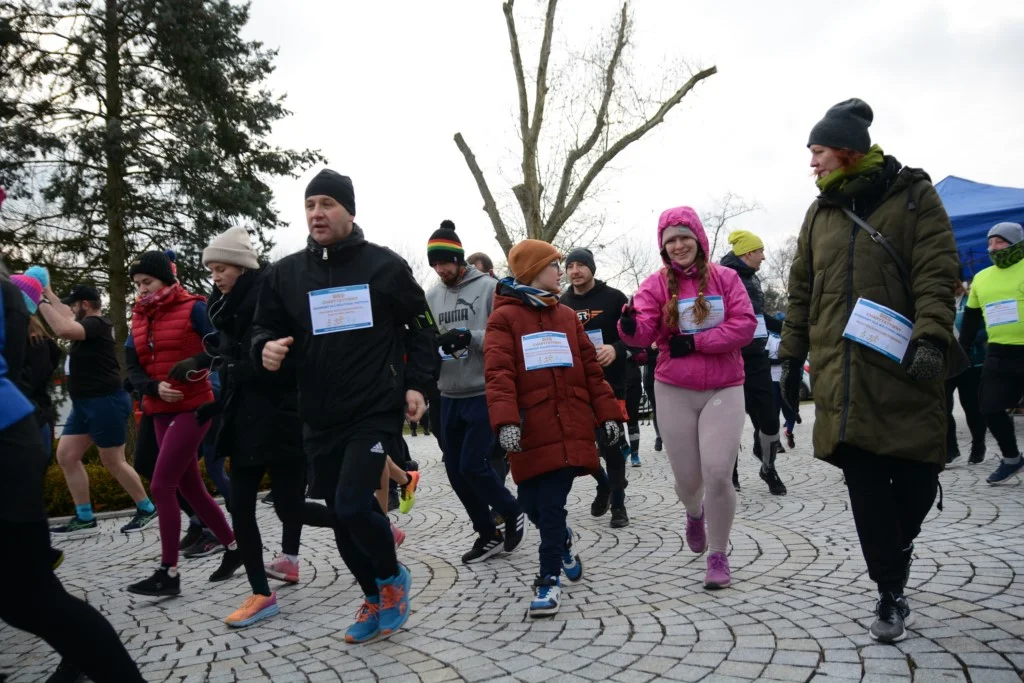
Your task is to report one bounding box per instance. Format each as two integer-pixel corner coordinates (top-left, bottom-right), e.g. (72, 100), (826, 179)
(244, 0), (1024, 283)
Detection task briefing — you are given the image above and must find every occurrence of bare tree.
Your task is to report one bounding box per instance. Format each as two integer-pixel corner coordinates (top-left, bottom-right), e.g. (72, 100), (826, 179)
(454, 0), (716, 256)
(762, 235), (799, 315)
(389, 242), (437, 291)
(699, 192), (760, 260)
(605, 235), (659, 294)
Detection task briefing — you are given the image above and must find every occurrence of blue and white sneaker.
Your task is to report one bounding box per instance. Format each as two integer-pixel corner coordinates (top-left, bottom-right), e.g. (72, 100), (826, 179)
(529, 576), (561, 617)
(987, 456), (1024, 484)
(376, 563), (412, 636)
(561, 528), (583, 582)
(630, 452), (641, 467)
(344, 596), (380, 644)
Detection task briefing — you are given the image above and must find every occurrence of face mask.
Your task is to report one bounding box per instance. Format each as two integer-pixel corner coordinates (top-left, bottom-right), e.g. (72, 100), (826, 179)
(991, 242), (1024, 269)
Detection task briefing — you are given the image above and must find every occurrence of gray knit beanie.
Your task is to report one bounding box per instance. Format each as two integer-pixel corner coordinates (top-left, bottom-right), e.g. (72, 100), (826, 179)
(807, 98), (873, 153)
(202, 226), (260, 269)
(988, 222), (1024, 247)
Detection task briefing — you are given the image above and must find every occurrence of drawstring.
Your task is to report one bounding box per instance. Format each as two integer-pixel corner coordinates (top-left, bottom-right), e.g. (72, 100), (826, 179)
(936, 481), (943, 512)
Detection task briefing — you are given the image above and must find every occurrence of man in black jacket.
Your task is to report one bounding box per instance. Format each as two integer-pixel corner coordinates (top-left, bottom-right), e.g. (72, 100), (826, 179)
(720, 230), (787, 495)
(560, 248), (632, 528)
(252, 169), (439, 643)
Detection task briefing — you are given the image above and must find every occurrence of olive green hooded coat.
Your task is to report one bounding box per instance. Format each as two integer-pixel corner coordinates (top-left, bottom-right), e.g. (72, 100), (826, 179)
(779, 156), (958, 467)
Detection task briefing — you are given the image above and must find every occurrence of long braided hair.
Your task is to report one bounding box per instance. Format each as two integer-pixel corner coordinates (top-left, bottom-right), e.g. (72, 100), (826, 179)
(663, 250), (712, 331)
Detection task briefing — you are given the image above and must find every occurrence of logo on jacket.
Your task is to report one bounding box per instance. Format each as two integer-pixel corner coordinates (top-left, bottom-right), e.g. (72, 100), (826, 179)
(438, 295), (480, 326)
(576, 309), (603, 324)
(370, 442), (385, 454)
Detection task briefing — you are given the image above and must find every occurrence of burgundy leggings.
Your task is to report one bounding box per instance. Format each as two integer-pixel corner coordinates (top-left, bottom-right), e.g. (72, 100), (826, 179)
(151, 412), (234, 565)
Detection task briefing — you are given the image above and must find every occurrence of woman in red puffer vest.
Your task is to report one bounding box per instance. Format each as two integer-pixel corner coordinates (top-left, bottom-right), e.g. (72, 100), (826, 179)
(123, 251), (239, 597)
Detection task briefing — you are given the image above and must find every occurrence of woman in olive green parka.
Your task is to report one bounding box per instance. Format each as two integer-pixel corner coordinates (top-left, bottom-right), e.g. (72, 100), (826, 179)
(778, 98), (958, 645)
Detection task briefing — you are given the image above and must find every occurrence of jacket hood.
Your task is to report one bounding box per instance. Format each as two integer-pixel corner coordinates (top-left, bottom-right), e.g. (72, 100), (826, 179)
(719, 252), (755, 278)
(442, 264), (488, 291)
(657, 207), (710, 265)
(306, 224), (367, 259)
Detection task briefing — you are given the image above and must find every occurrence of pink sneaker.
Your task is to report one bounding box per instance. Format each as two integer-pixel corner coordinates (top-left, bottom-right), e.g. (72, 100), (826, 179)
(391, 523), (406, 547)
(264, 555), (299, 584)
(685, 507), (707, 555)
(704, 551), (731, 589)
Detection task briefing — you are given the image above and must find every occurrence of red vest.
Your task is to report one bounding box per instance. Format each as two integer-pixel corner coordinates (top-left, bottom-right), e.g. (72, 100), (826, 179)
(131, 287), (213, 415)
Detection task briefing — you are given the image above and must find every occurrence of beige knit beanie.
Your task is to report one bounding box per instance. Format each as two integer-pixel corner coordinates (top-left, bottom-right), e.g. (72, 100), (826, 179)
(202, 227), (260, 269)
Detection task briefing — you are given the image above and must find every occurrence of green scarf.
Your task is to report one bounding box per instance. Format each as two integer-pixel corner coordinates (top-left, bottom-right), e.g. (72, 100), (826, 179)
(816, 144), (886, 194)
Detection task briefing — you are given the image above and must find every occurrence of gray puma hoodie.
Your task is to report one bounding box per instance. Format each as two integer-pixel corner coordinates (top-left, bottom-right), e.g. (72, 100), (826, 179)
(426, 267), (497, 398)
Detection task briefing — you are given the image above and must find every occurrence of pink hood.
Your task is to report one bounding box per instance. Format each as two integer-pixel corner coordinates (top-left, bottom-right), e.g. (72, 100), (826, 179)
(618, 205), (756, 392)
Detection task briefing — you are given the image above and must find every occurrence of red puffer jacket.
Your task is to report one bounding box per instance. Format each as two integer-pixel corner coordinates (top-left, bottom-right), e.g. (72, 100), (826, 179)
(484, 286), (623, 484)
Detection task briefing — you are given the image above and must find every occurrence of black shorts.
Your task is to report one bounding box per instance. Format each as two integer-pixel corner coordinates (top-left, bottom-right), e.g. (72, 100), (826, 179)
(304, 423), (401, 500)
(980, 345), (1024, 414)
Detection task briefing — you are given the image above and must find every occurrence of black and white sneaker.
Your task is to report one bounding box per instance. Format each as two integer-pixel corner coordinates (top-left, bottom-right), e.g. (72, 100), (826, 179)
(869, 592), (907, 643)
(504, 511), (527, 553)
(462, 533), (505, 564)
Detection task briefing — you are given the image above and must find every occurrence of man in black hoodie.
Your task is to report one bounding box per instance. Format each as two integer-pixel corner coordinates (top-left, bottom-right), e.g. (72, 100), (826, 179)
(560, 248), (632, 528)
(252, 169), (439, 643)
(720, 231), (787, 495)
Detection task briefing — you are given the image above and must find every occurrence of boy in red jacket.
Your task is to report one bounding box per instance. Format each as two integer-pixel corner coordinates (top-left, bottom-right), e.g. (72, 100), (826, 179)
(484, 239), (623, 617)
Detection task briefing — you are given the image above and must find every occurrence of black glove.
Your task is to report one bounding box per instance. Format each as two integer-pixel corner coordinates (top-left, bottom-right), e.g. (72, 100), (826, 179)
(779, 357), (804, 418)
(195, 400), (223, 426)
(904, 338), (944, 382)
(437, 329), (472, 355)
(619, 298), (637, 337)
(498, 424), (522, 453)
(168, 357), (199, 382)
(668, 334), (696, 358)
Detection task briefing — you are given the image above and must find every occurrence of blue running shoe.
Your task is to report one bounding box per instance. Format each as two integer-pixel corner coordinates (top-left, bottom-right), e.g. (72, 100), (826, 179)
(529, 576), (561, 617)
(987, 456), (1024, 484)
(630, 452), (641, 467)
(344, 596), (380, 644)
(561, 528), (583, 583)
(376, 563), (412, 636)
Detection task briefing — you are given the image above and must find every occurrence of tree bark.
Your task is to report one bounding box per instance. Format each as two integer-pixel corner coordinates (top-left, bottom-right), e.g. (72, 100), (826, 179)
(103, 0), (128, 370)
(454, 132), (514, 256)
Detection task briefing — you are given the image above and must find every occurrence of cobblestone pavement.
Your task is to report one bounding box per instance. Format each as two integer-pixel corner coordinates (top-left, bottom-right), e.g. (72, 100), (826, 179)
(3, 408), (1023, 683)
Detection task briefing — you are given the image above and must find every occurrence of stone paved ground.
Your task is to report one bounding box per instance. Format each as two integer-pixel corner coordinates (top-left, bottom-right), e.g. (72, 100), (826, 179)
(3, 407), (1024, 683)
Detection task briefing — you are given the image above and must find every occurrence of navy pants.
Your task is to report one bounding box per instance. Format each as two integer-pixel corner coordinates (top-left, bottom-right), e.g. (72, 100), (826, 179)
(518, 467), (576, 578)
(441, 396), (519, 538)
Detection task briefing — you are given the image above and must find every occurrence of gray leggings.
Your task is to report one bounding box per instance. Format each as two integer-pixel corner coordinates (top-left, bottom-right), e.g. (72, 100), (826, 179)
(654, 381), (744, 553)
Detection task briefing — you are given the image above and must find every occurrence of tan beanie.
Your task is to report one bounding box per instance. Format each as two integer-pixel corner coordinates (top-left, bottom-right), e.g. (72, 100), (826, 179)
(508, 239), (561, 285)
(202, 227), (260, 269)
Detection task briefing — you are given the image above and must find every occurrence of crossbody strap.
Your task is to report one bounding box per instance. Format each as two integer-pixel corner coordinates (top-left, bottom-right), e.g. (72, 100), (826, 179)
(842, 207), (913, 305)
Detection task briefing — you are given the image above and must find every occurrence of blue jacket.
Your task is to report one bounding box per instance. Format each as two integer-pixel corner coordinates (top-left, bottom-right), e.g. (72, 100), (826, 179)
(0, 279), (35, 430)
(955, 295), (986, 368)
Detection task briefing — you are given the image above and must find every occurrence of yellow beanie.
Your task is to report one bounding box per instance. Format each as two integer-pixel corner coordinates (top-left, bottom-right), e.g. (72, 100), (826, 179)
(728, 230), (764, 256)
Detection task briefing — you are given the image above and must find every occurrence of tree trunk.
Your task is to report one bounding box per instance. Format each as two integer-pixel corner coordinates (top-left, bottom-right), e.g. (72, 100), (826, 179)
(103, 0), (129, 371)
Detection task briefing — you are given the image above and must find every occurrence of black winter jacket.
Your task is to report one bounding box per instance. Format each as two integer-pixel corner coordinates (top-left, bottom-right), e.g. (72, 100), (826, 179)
(560, 280), (629, 397)
(251, 227), (439, 433)
(21, 336), (60, 426)
(719, 252), (782, 357)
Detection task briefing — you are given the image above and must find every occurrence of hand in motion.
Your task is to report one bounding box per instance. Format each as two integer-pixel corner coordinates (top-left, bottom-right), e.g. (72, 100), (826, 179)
(262, 336), (293, 371)
(499, 424), (522, 453)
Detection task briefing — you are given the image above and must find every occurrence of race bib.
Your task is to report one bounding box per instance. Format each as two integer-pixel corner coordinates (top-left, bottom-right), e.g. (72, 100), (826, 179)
(678, 296), (725, 333)
(586, 329), (604, 348)
(770, 365), (783, 383)
(984, 299), (1020, 327)
(842, 298), (913, 363)
(753, 314), (768, 339)
(766, 334), (781, 360)
(309, 284), (374, 335)
(522, 332), (574, 371)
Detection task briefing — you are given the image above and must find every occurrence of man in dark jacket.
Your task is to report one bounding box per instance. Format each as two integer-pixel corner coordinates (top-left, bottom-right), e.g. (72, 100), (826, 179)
(720, 230), (787, 495)
(560, 248), (632, 527)
(252, 169), (439, 644)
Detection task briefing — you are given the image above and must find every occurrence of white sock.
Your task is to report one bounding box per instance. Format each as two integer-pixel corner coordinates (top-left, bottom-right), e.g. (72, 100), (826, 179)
(284, 554), (298, 563)
(166, 566), (179, 578)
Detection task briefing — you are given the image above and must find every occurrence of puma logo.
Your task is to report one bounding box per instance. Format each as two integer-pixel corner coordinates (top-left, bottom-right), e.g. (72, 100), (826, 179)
(456, 296), (479, 315)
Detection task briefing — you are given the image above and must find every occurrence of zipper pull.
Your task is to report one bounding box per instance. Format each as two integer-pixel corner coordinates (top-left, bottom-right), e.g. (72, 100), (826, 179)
(322, 247), (328, 261)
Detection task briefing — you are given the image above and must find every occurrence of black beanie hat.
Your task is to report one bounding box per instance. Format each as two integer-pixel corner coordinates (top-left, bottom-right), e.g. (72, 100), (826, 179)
(305, 169), (356, 216)
(129, 250), (176, 285)
(807, 98), (873, 153)
(564, 247), (596, 275)
(427, 220), (465, 266)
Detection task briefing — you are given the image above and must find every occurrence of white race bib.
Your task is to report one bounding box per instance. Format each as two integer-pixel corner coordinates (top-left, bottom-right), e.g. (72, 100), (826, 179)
(586, 329), (604, 348)
(842, 298), (913, 363)
(753, 314), (768, 339)
(770, 365), (783, 383)
(309, 284), (374, 335)
(522, 332), (574, 371)
(984, 299), (1020, 327)
(438, 348), (457, 362)
(678, 296), (725, 333)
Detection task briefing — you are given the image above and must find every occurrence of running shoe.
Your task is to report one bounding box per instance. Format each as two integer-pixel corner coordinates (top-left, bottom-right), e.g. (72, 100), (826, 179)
(590, 486), (610, 517)
(760, 466), (788, 496)
(376, 564), (412, 636)
(127, 567), (180, 597)
(561, 529), (583, 582)
(399, 470), (420, 514)
(987, 457), (1024, 484)
(344, 598), (380, 644)
(869, 592), (907, 643)
(686, 507), (708, 555)
(462, 532), (504, 564)
(785, 430), (796, 450)
(265, 554), (300, 584)
(183, 530), (224, 558)
(704, 552), (731, 589)
(654, 437), (663, 452)
(209, 548), (244, 581)
(391, 523), (406, 547)
(968, 442), (986, 464)
(120, 507), (158, 533)
(610, 506), (629, 529)
(504, 511), (527, 553)
(529, 576), (561, 617)
(180, 524), (204, 549)
(225, 593), (279, 628)
(50, 515), (98, 537)
(44, 659), (82, 683)
(630, 452), (641, 467)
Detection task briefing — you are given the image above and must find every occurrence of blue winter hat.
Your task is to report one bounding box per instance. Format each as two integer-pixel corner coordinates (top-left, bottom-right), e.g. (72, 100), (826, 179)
(24, 265), (50, 289)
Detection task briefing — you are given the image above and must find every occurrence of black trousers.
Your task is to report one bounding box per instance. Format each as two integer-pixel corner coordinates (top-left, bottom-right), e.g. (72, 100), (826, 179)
(837, 444), (939, 595)
(743, 353), (780, 463)
(643, 366), (660, 438)
(625, 381), (641, 453)
(945, 366), (986, 454)
(979, 345), (1024, 459)
(518, 468), (577, 578)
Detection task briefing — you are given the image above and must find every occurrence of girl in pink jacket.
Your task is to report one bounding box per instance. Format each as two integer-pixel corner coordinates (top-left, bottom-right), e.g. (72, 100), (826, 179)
(619, 206), (756, 589)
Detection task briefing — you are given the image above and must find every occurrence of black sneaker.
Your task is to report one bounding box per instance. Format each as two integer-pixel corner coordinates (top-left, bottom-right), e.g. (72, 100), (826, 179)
(732, 466), (741, 492)
(785, 430), (796, 450)
(946, 449), (961, 465)
(127, 567), (181, 597)
(760, 466), (788, 495)
(462, 532), (504, 564)
(45, 659), (83, 683)
(610, 507), (629, 528)
(504, 511), (527, 553)
(591, 487), (610, 517)
(209, 548), (244, 582)
(50, 515), (98, 536)
(654, 437), (662, 452)
(121, 507), (158, 533)
(968, 443), (986, 464)
(869, 592), (907, 643)
(183, 530), (223, 558)
(180, 524), (204, 549)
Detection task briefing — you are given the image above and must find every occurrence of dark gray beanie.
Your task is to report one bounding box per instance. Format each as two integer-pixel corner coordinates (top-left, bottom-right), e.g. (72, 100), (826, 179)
(564, 247), (596, 275)
(807, 98), (873, 153)
(305, 169), (355, 216)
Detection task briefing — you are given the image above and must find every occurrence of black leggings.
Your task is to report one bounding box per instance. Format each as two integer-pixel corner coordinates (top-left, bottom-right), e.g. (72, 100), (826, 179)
(946, 366), (986, 452)
(625, 381), (641, 453)
(231, 460), (335, 596)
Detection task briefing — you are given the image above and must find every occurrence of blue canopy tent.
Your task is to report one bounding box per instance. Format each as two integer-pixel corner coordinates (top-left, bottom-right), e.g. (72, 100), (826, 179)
(935, 176), (1024, 279)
